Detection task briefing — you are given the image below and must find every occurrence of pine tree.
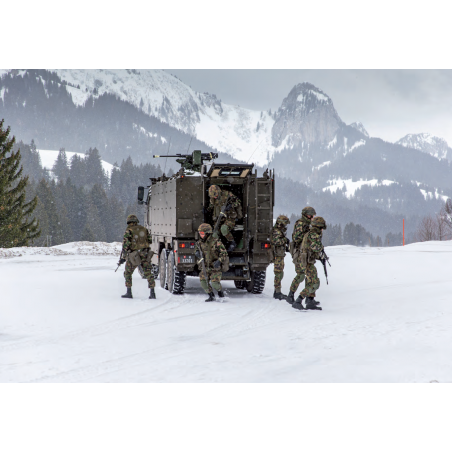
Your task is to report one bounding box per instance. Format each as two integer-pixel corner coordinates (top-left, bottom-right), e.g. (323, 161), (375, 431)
(0, 120), (40, 247)
(52, 147), (70, 181)
(35, 179), (64, 245)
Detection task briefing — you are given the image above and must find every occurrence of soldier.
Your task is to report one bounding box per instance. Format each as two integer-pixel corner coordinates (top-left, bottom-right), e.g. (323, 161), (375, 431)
(286, 206), (316, 305)
(120, 214), (156, 300)
(206, 185), (242, 252)
(292, 216), (327, 311)
(195, 223), (229, 302)
(271, 215), (290, 300)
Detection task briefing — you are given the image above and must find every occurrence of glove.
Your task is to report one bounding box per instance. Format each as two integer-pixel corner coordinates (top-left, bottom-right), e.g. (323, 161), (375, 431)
(213, 259), (222, 269)
(224, 204), (232, 212)
(285, 244), (290, 253)
(195, 250), (202, 260)
(119, 258), (126, 265)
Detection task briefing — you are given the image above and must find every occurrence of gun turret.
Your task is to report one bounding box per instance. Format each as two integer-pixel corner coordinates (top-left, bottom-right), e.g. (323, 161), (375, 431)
(153, 150), (218, 173)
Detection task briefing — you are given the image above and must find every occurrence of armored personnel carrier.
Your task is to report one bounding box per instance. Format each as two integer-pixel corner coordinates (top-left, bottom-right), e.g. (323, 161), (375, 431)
(137, 150), (275, 295)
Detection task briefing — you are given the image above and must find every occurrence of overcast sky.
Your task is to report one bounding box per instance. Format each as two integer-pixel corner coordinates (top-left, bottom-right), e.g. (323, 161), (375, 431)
(166, 70), (452, 145)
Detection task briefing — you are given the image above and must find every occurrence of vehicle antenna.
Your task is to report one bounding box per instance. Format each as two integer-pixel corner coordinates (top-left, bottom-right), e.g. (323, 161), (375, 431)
(163, 136), (172, 175)
(186, 136), (193, 155)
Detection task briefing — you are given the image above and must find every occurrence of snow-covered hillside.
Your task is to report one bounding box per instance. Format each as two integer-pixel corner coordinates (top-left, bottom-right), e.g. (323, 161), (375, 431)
(2, 240), (452, 383)
(396, 133), (452, 161)
(37, 149), (115, 176)
(50, 69), (276, 165)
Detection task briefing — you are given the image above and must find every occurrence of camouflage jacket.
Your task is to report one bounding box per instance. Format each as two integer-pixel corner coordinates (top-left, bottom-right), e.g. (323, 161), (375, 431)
(301, 226), (324, 260)
(271, 225), (288, 247)
(208, 190), (241, 221)
(197, 235), (228, 269)
(292, 215), (311, 247)
(122, 225), (152, 254)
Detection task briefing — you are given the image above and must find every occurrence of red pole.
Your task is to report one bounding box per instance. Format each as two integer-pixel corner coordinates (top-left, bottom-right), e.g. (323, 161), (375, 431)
(403, 219), (405, 246)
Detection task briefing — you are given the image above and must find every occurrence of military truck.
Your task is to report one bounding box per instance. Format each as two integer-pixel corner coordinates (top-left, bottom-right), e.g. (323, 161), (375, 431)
(137, 150), (275, 295)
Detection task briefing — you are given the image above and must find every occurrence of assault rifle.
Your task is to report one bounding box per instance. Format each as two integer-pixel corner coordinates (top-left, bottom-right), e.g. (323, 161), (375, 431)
(212, 196), (232, 239)
(319, 250), (331, 284)
(115, 250), (126, 272)
(195, 243), (209, 282)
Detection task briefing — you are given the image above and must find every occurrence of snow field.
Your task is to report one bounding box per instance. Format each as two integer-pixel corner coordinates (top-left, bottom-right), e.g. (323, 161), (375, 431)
(1, 241), (452, 383)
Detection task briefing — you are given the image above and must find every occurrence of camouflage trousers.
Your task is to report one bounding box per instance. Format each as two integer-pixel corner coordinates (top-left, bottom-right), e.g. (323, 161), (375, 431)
(124, 249), (155, 289)
(299, 263), (320, 298)
(219, 218), (236, 241)
(273, 256), (285, 291)
(200, 268), (223, 293)
(290, 261), (306, 293)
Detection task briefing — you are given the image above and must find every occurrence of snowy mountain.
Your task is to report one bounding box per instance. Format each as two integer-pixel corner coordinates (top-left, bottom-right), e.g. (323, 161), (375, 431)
(396, 133), (452, 161)
(1, 69), (451, 227)
(349, 121), (369, 138)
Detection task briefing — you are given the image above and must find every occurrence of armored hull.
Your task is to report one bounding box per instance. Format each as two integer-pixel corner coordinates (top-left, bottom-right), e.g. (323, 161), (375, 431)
(139, 161), (275, 295)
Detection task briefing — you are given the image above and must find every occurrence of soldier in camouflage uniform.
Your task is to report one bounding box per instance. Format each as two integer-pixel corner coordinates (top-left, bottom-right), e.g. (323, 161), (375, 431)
(120, 214), (156, 300)
(286, 206), (316, 305)
(271, 215), (290, 300)
(206, 185), (242, 252)
(292, 216), (327, 311)
(195, 223), (229, 302)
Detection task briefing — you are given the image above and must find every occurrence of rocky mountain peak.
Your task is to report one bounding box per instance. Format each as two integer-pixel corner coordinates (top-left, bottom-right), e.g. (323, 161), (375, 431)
(349, 122), (369, 138)
(272, 82), (344, 147)
(396, 133), (452, 161)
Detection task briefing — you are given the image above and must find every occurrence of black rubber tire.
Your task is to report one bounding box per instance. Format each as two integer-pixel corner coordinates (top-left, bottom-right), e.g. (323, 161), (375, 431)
(246, 270), (266, 294)
(166, 252), (186, 295)
(152, 264), (159, 280)
(234, 280), (246, 290)
(159, 248), (168, 290)
(138, 263), (159, 280)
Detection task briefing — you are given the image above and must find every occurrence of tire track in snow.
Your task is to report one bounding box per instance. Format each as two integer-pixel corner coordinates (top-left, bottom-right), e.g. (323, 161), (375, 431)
(0, 297), (181, 353)
(27, 298), (280, 383)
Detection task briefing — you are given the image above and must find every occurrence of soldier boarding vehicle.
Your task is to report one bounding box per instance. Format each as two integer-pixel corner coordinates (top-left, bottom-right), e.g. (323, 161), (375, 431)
(137, 150), (275, 295)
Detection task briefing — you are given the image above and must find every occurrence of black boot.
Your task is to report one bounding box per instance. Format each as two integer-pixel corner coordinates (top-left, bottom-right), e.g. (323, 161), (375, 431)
(121, 287), (133, 299)
(218, 290), (225, 298)
(305, 296), (322, 310)
(228, 240), (237, 252)
(149, 288), (156, 299)
(273, 291), (287, 300)
(292, 294), (305, 310)
(286, 290), (295, 304)
(205, 292), (216, 302)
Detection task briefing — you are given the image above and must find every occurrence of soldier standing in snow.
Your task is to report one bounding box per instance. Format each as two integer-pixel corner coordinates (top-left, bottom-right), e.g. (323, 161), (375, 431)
(271, 215), (290, 300)
(292, 216), (327, 311)
(120, 214), (156, 300)
(286, 206), (316, 305)
(206, 185), (242, 252)
(195, 223), (229, 302)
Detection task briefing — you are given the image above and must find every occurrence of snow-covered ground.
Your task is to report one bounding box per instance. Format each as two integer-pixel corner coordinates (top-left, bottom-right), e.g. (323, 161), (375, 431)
(1, 240), (452, 383)
(37, 149), (115, 177)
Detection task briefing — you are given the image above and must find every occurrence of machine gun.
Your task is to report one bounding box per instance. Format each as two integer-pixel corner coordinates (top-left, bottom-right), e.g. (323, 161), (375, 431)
(153, 150), (218, 173)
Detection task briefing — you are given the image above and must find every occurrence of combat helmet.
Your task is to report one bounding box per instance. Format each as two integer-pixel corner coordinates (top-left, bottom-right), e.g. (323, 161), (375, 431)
(276, 215), (290, 227)
(302, 206), (316, 217)
(127, 214), (139, 224)
(311, 216), (327, 230)
(208, 185), (221, 198)
(198, 223), (213, 234)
